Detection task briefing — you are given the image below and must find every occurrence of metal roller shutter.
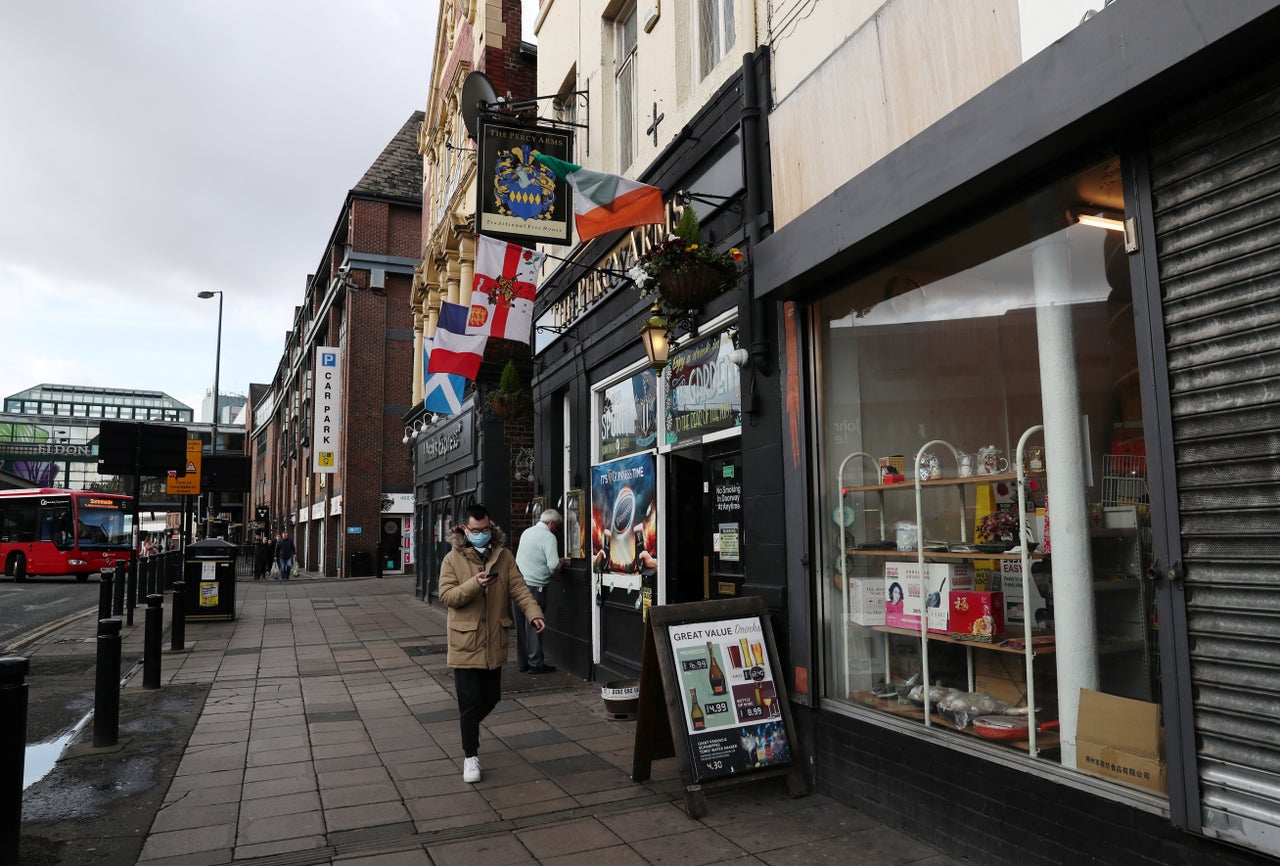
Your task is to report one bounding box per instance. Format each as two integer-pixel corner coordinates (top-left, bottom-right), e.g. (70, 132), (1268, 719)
(1148, 64), (1280, 857)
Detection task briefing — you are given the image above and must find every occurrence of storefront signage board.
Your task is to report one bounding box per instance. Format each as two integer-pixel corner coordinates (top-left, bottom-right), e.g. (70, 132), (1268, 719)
(475, 119), (573, 247)
(633, 596), (806, 816)
(665, 328), (742, 447)
(598, 368), (658, 461)
(416, 409), (474, 480)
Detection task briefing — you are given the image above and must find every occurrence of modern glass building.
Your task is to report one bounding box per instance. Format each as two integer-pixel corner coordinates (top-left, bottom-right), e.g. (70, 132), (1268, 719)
(0, 384), (239, 509)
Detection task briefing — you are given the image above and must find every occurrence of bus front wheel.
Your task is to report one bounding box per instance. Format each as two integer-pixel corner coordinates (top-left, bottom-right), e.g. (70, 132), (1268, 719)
(6, 553), (27, 582)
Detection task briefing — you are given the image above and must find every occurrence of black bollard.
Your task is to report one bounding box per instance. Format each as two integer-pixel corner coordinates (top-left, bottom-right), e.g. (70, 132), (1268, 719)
(93, 619), (122, 748)
(125, 559), (137, 628)
(143, 594), (163, 689)
(170, 581), (186, 652)
(0, 657), (29, 866)
(112, 559), (126, 617)
(98, 569), (114, 622)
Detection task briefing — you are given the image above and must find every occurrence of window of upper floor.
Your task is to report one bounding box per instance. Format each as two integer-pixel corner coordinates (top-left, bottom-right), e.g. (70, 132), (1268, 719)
(696, 0), (736, 81)
(614, 3), (639, 172)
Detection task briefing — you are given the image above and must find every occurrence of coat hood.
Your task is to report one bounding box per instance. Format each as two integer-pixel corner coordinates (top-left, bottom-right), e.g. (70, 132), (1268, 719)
(448, 523), (508, 553)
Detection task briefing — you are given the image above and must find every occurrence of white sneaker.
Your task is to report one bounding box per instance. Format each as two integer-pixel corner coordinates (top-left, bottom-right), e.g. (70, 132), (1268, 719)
(463, 756), (481, 783)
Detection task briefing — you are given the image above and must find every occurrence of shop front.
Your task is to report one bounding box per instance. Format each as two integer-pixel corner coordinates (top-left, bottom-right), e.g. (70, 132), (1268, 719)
(758, 3), (1280, 863)
(410, 394), (532, 598)
(530, 56), (785, 683)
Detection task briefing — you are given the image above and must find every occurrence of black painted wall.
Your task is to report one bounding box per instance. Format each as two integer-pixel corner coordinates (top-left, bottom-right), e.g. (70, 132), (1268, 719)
(810, 709), (1274, 866)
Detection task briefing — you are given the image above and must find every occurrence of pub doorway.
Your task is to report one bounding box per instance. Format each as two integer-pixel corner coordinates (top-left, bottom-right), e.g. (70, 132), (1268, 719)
(664, 439), (743, 605)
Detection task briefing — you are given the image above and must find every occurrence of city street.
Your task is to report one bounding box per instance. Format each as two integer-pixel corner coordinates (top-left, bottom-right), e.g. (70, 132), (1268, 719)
(0, 576), (99, 651)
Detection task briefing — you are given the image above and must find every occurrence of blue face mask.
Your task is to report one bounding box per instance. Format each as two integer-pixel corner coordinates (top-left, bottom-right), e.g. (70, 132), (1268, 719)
(467, 530), (491, 549)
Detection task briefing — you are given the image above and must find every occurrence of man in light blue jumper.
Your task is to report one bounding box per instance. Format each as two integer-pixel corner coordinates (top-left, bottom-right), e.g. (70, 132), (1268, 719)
(514, 509), (567, 673)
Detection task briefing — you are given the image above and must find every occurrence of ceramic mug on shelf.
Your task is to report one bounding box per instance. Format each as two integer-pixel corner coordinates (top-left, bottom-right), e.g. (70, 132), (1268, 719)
(976, 446), (1010, 476)
(957, 452), (976, 478)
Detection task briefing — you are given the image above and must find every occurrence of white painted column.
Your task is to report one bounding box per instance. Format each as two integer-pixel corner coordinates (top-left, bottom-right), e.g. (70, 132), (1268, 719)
(1031, 229), (1099, 768)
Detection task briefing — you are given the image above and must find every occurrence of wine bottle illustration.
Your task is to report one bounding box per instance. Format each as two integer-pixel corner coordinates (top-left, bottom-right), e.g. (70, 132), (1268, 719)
(706, 642), (726, 695)
(689, 687), (706, 730)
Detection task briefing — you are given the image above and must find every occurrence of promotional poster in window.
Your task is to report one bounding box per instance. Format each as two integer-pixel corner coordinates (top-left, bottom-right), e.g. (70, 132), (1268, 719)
(590, 452), (657, 578)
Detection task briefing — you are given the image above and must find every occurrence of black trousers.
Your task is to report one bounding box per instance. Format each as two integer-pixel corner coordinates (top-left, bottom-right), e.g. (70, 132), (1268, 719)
(454, 667), (503, 758)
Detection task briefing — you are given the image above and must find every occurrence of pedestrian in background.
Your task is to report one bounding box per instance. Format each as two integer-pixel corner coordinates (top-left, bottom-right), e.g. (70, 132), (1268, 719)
(254, 533), (274, 580)
(274, 530), (295, 580)
(438, 504), (544, 784)
(514, 509), (568, 674)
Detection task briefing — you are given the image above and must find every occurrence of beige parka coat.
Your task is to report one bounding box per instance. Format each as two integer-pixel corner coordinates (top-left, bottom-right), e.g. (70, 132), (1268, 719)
(437, 524), (544, 669)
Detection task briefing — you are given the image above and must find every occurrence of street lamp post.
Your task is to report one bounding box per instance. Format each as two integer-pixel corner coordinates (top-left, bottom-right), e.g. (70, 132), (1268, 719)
(197, 291), (223, 536)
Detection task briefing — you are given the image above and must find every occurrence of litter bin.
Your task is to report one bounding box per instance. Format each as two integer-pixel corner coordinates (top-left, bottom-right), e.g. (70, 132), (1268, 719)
(381, 545), (397, 573)
(184, 538), (237, 621)
(348, 549), (373, 577)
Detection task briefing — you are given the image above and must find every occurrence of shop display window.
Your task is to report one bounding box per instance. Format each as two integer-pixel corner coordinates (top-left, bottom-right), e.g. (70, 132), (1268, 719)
(815, 158), (1163, 793)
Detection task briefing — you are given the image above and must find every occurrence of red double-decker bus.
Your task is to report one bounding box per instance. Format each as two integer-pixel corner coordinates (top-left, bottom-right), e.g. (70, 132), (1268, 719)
(0, 488), (134, 582)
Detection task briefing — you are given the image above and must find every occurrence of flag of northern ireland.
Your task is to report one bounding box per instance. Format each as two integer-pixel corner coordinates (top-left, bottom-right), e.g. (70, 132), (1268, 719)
(468, 235), (545, 344)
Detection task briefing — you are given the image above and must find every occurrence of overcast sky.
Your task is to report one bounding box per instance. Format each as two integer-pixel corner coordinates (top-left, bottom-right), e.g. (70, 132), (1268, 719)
(0, 2), (456, 419)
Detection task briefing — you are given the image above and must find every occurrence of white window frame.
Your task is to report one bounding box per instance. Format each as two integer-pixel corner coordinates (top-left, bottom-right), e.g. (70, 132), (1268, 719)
(694, 0), (736, 81)
(614, 4), (639, 171)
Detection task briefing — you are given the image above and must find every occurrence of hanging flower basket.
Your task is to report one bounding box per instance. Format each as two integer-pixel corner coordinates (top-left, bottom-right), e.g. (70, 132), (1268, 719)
(655, 262), (732, 310)
(489, 391), (530, 420)
(627, 205), (744, 312)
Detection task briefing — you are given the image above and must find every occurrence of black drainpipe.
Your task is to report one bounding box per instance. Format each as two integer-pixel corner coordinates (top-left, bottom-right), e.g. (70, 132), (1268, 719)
(741, 48), (771, 378)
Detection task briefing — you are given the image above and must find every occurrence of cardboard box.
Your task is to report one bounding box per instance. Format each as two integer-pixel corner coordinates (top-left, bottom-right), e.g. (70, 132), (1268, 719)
(847, 577), (886, 627)
(884, 562), (974, 632)
(845, 626), (884, 694)
(949, 591), (1004, 641)
(1076, 689), (1167, 794)
(1000, 559), (1048, 627)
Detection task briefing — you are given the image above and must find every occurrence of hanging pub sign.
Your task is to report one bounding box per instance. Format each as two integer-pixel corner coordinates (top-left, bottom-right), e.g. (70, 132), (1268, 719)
(665, 327), (742, 447)
(475, 119), (573, 247)
(598, 368), (658, 461)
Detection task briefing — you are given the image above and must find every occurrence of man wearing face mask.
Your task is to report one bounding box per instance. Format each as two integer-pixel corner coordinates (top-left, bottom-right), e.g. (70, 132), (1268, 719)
(438, 504), (545, 784)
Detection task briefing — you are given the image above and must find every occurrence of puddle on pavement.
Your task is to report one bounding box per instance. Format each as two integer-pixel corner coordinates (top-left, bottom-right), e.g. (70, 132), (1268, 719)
(24, 710), (91, 790)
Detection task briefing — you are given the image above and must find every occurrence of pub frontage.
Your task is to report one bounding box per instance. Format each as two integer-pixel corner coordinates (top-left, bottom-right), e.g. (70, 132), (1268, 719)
(528, 53), (786, 683)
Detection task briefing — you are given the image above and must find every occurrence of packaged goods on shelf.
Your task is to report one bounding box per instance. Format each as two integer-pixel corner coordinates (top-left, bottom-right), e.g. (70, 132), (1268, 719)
(1000, 559), (1048, 627)
(847, 576), (886, 626)
(884, 561), (974, 632)
(949, 591), (1005, 642)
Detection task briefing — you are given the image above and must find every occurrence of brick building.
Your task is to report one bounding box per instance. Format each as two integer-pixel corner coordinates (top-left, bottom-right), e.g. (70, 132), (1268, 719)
(250, 113), (423, 576)
(407, 0), (539, 600)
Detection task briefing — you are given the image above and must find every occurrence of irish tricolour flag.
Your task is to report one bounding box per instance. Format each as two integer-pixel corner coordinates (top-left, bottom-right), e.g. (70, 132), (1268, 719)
(533, 154), (665, 242)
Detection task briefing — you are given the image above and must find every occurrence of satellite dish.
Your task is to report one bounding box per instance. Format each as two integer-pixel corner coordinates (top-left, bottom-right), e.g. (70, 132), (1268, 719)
(460, 71), (498, 139)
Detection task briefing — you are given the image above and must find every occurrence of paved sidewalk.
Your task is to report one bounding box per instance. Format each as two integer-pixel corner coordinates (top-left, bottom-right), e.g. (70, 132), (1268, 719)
(30, 575), (965, 866)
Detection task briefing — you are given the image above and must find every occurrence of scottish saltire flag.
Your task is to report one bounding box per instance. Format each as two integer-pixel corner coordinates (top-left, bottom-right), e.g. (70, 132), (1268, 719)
(423, 340), (466, 415)
(468, 235), (545, 344)
(532, 153), (664, 242)
(427, 301), (488, 379)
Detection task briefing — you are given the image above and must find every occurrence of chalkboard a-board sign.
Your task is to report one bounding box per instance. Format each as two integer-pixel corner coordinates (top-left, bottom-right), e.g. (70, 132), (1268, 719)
(632, 596), (806, 816)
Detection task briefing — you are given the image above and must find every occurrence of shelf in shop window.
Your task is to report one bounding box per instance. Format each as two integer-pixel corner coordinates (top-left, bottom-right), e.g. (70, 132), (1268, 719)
(849, 548), (1048, 561)
(840, 471), (1045, 495)
(871, 625), (1056, 654)
(848, 690), (1061, 754)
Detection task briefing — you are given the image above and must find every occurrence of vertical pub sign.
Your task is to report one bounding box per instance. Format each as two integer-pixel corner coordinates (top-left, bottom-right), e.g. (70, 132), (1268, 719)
(475, 119), (573, 246)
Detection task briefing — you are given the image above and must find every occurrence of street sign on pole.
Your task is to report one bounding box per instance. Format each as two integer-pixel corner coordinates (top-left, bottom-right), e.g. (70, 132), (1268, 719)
(166, 440), (203, 495)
